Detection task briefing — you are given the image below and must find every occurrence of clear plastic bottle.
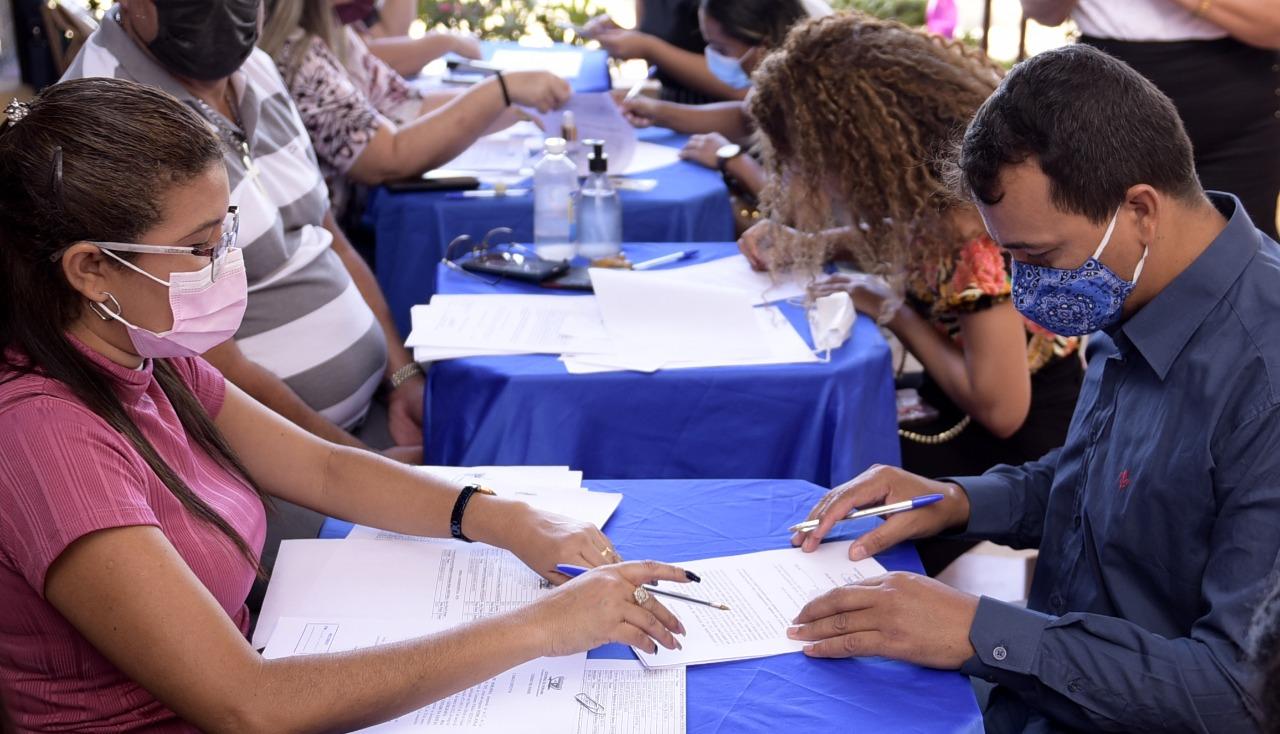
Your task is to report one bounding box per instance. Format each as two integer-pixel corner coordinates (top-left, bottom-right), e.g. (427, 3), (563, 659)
(533, 136), (578, 261)
(575, 140), (622, 259)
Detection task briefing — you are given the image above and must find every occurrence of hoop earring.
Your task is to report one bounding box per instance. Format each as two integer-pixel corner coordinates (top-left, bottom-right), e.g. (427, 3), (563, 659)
(89, 293), (123, 321)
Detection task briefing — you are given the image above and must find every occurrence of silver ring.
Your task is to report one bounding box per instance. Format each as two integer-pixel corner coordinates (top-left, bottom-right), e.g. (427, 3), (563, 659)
(633, 586), (651, 605)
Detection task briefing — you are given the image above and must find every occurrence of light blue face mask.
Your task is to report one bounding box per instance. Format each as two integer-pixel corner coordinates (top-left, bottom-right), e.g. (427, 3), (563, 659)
(1010, 207), (1148, 337)
(705, 45), (754, 89)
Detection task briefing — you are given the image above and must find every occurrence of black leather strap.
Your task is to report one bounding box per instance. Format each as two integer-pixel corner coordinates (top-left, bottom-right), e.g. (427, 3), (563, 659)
(451, 484), (488, 542)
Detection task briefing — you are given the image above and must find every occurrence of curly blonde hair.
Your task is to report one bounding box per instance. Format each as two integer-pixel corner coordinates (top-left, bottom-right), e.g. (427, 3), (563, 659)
(749, 13), (1004, 276)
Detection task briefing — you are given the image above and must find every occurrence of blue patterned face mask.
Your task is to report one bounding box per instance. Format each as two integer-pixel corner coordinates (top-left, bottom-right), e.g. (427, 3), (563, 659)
(1011, 207), (1148, 336)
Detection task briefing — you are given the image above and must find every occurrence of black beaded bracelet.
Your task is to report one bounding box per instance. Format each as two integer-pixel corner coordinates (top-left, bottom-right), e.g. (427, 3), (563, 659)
(494, 70), (512, 107)
(450, 484), (495, 542)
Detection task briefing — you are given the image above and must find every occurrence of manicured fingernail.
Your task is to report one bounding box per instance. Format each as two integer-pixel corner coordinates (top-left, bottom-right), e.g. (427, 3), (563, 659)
(684, 570), (701, 583)
(676, 639), (683, 650)
(803, 644), (816, 655)
(850, 545), (868, 561)
(786, 625), (802, 638)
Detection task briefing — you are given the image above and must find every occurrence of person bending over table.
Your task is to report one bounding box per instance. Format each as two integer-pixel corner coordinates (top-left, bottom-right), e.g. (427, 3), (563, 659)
(334, 0), (485, 78)
(787, 44), (1280, 733)
(0, 78), (689, 733)
(584, 0), (737, 104)
(741, 15), (1082, 575)
(261, 0), (571, 219)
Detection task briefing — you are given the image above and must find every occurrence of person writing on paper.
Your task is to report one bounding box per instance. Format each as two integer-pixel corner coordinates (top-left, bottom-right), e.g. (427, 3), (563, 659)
(333, 0), (485, 77)
(786, 45), (1280, 733)
(619, 0), (814, 192)
(583, 0), (736, 104)
(0, 78), (690, 733)
(260, 0), (571, 218)
(743, 14), (1081, 576)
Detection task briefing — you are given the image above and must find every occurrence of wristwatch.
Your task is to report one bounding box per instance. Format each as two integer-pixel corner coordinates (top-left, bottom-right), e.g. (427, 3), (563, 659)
(388, 361), (425, 392)
(715, 142), (743, 173)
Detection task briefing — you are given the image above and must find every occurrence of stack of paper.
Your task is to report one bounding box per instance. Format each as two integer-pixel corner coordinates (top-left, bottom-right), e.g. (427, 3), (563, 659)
(407, 261), (822, 372)
(521, 93), (638, 173)
(406, 294), (612, 362)
(347, 465), (621, 538)
(561, 268), (818, 373)
(634, 254), (814, 306)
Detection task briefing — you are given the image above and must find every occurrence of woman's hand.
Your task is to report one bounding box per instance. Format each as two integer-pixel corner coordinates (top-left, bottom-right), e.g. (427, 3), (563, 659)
(386, 373), (425, 447)
(680, 132), (730, 169)
(503, 71), (572, 113)
(596, 30), (655, 60)
(738, 219), (785, 271)
(498, 504), (621, 583)
(792, 464), (971, 559)
(808, 273), (903, 325)
(619, 95), (666, 128)
(525, 561), (692, 656)
(582, 14), (622, 39)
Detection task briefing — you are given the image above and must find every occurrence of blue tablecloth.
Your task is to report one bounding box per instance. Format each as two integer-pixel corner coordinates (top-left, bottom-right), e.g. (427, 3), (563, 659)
(423, 243), (899, 486)
(319, 478), (982, 733)
(372, 126), (735, 336)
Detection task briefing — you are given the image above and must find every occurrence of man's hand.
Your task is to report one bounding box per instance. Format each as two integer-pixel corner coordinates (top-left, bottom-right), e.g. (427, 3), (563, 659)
(793, 465), (971, 560)
(788, 572), (979, 669)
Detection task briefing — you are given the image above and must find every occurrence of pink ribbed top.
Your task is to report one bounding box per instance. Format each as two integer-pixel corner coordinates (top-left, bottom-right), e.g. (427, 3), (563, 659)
(0, 338), (265, 732)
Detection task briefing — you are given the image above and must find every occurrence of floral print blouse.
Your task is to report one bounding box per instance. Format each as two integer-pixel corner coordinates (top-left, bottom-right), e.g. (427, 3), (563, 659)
(906, 234), (1078, 373)
(276, 27), (422, 215)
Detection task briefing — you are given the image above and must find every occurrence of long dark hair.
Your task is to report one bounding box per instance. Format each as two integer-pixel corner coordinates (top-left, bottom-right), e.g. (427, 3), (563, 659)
(700, 0), (807, 48)
(0, 78), (271, 575)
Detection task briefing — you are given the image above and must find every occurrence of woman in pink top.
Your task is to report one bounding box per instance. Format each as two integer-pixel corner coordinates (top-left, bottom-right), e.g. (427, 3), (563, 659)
(0, 78), (691, 733)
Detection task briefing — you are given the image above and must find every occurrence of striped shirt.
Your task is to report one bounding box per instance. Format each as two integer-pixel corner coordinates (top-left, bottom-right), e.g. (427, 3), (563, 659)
(0, 341), (266, 732)
(62, 11), (387, 429)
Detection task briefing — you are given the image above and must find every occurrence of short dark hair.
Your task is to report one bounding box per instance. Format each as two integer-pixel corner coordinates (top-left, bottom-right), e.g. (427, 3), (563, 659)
(700, 0), (807, 48)
(956, 44), (1202, 223)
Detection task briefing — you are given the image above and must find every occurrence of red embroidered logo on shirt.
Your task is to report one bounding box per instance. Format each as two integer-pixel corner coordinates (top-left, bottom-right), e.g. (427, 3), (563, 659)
(1118, 470), (1131, 491)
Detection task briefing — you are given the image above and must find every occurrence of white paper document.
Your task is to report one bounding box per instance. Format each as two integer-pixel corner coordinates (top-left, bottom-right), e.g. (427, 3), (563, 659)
(406, 295), (612, 357)
(581, 268), (818, 371)
(561, 305), (818, 373)
(254, 539), (552, 648)
(489, 48), (584, 79)
(633, 541), (887, 668)
(523, 93), (638, 173)
(443, 136), (529, 173)
(639, 254), (813, 305)
(264, 616), (586, 734)
(576, 660), (685, 734)
(619, 141), (681, 176)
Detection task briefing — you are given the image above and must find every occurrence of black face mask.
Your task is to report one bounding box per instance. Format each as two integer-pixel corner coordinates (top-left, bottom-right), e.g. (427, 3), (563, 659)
(148, 0), (260, 82)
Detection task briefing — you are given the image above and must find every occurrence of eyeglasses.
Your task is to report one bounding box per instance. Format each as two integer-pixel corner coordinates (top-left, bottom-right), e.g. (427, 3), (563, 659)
(86, 206), (240, 282)
(442, 227), (543, 286)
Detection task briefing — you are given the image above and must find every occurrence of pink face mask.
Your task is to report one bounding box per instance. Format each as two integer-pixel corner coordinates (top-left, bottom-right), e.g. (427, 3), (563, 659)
(95, 248), (248, 359)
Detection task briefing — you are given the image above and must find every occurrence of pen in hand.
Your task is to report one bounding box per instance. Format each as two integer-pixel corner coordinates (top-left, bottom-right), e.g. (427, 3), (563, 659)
(556, 564), (730, 611)
(788, 493), (945, 534)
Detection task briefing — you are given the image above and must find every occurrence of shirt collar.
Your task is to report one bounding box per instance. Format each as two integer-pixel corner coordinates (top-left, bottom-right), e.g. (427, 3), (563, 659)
(66, 332), (155, 405)
(1117, 192), (1259, 380)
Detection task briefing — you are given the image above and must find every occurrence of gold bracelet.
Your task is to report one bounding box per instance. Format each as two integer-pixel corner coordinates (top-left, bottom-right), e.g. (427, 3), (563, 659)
(388, 361), (425, 391)
(1194, 0), (1212, 16)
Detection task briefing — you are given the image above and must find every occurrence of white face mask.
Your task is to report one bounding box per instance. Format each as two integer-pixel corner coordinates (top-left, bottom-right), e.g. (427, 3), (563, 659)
(808, 291), (856, 360)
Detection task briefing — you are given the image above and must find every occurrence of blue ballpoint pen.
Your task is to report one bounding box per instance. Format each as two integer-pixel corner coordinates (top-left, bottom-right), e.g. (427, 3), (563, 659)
(555, 564), (730, 611)
(788, 493), (946, 534)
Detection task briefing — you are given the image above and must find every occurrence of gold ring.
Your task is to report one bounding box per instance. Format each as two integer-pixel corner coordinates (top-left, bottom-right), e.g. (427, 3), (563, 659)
(633, 586), (651, 605)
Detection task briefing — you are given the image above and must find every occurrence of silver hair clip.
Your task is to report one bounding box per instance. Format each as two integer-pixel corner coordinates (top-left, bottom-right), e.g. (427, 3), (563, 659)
(3, 98), (30, 125)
